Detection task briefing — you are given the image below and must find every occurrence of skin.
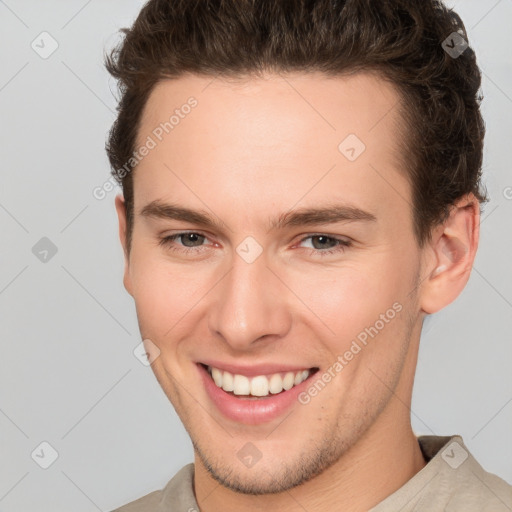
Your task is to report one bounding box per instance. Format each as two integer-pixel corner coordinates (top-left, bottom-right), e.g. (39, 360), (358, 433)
(115, 71), (480, 511)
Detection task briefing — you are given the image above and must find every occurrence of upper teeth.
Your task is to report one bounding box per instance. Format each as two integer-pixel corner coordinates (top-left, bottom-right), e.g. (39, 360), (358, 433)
(208, 366), (311, 397)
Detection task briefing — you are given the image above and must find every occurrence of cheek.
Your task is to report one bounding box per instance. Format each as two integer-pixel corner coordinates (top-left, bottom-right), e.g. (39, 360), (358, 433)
(289, 263), (401, 333)
(129, 238), (419, 348)
(287, 253), (416, 365)
(129, 253), (209, 339)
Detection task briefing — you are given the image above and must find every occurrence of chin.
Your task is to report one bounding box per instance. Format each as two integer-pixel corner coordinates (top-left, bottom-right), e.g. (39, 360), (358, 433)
(190, 426), (353, 496)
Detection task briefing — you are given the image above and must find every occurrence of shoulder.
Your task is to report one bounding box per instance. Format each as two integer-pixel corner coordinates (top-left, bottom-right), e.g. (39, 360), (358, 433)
(437, 437), (512, 511)
(111, 490), (162, 512)
(110, 463), (196, 512)
(372, 435), (512, 512)
(420, 435), (512, 511)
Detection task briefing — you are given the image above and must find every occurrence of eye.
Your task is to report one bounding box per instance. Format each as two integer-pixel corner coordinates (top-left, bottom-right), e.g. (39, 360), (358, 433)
(297, 234), (352, 257)
(159, 232), (209, 254)
(158, 232), (352, 258)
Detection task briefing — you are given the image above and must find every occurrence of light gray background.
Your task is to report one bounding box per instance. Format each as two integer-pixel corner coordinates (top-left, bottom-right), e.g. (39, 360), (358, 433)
(0, 1), (511, 510)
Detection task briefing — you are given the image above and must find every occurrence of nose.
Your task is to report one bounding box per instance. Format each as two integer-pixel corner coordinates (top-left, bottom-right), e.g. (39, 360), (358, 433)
(208, 248), (292, 352)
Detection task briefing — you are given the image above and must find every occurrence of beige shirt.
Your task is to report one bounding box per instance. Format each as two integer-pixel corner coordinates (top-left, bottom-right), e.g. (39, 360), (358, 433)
(112, 435), (512, 511)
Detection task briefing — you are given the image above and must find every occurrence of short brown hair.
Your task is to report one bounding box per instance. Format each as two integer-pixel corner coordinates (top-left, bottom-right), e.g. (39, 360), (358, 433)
(105, 0), (487, 253)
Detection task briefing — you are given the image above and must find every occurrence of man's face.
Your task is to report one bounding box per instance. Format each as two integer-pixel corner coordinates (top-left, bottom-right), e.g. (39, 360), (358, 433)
(119, 71), (428, 493)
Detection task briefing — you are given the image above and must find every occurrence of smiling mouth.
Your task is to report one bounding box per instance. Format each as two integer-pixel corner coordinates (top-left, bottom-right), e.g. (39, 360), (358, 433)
(201, 363), (319, 398)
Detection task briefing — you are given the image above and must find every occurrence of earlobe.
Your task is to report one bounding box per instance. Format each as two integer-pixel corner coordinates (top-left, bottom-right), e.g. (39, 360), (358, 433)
(419, 194), (480, 314)
(114, 194), (133, 296)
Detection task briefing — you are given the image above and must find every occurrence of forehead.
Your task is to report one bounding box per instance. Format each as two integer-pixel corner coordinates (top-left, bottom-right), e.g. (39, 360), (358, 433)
(139, 70), (403, 145)
(133, 71), (411, 232)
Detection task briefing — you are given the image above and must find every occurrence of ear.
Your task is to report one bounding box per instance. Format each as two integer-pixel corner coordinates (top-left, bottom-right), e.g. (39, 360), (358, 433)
(419, 193), (480, 314)
(114, 194), (133, 297)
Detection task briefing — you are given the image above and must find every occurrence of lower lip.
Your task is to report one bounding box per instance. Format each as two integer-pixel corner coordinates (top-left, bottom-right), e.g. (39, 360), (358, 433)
(197, 363), (316, 425)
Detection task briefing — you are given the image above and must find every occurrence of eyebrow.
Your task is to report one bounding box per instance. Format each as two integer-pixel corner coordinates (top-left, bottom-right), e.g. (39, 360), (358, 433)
(140, 200), (377, 232)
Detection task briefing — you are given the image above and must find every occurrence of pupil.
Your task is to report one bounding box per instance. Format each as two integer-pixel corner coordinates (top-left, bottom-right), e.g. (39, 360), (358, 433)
(314, 235), (331, 249)
(184, 233), (202, 246)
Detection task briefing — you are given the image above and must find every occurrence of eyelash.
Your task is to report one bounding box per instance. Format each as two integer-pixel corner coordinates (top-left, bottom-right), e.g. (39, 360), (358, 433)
(158, 232), (352, 257)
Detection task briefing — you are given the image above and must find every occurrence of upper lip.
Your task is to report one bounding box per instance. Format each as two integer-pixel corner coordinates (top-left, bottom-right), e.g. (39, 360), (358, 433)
(199, 360), (317, 377)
